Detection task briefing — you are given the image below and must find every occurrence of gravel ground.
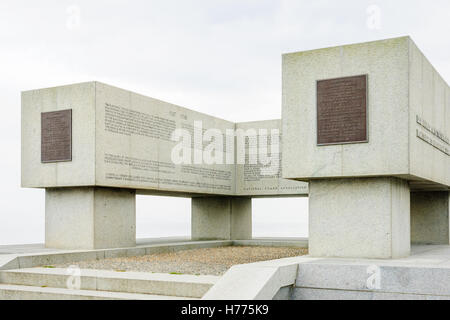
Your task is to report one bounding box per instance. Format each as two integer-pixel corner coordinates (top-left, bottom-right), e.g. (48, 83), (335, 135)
(54, 246), (308, 276)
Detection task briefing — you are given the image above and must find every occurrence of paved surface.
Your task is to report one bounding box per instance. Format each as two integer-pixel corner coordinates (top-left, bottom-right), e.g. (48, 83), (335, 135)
(54, 246), (309, 276)
(2, 238), (450, 274)
(308, 245), (450, 267)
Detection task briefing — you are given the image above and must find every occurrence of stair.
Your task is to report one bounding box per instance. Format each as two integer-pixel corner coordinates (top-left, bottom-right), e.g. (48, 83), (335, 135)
(0, 268), (220, 300)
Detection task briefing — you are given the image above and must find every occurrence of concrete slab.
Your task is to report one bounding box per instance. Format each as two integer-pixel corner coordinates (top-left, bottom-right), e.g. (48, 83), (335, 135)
(0, 244), (60, 255)
(0, 268), (219, 298)
(0, 237), (306, 272)
(234, 238), (308, 248)
(289, 245), (450, 300)
(0, 284), (195, 300)
(0, 255), (19, 271)
(0, 238), (233, 271)
(203, 256), (320, 300)
(203, 244), (450, 300)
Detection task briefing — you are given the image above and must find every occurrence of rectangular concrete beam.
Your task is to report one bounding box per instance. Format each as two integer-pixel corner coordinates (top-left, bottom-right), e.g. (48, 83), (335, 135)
(191, 197), (252, 241)
(22, 82), (307, 197)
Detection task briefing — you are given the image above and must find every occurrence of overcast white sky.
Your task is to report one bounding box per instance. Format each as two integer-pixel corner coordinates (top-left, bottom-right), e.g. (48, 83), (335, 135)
(1, 0), (449, 245)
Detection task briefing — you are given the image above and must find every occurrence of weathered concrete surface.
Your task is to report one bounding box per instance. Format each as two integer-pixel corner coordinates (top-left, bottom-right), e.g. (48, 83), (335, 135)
(292, 245), (450, 300)
(309, 177), (410, 259)
(45, 187), (136, 250)
(282, 36), (450, 189)
(204, 245), (450, 300)
(0, 284), (193, 300)
(411, 191), (449, 245)
(203, 256), (318, 300)
(191, 197), (252, 241)
(0, 268), (219, 298)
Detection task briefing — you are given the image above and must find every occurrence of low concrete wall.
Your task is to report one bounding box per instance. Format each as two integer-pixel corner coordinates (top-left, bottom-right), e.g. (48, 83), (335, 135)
(204, 246), (450, 300)
(293, 262), (450, 300)
(0, 240), (233, 271)
(0, 239), (307, 271)
(203, 256), (318, 300)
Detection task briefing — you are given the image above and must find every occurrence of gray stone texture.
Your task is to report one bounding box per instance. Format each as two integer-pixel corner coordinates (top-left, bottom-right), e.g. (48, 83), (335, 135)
(45, 187), (136, 250)
(282, 36), (449, 190)
(411, 191), (450, 245)
(309, 177), (410, 259)
(191, 197), (252, 241)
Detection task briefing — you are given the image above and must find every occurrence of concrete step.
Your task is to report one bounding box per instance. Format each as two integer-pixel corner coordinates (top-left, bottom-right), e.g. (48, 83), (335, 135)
(0, 284), (195, 300)
(0, 268), (219, 298)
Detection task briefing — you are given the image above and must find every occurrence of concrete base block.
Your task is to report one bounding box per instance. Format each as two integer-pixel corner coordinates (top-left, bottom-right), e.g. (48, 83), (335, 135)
(45, 187), (136, 250)
(411, 191), (450, 245)
(309, 178), (411, 259)
(191, 197), (252, 241)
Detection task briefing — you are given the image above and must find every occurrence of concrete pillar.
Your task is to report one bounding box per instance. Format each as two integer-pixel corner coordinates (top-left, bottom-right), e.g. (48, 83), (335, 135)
(45, 187), (136, 250)
(309, 177), (410, 259)
(191, 197), (252, 241)
(411, 191), (449, 245)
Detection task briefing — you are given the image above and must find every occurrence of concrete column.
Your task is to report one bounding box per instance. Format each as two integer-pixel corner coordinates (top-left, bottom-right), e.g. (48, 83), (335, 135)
(309, 177), (410, 259)
(45, 187), (136, 250)
(191, 197), (252, 241)
(411, 191), (449, 245)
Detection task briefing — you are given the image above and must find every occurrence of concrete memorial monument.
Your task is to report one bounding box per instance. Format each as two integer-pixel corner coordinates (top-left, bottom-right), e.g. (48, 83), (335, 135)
(283, 36), (449, 258)
(22, 82), (307, 249)
(21, 37), (449, 260)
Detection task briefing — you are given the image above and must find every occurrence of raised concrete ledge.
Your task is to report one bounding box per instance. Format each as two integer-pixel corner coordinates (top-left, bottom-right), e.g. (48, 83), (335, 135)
(0, 255), (19, 271)
(1, 268), (220, 283)
(291, 245), (450, 300)
(296, 262), (450, 297)
(0, 284), (193, 300)
(234, 238), (308, 248)
(202, 256), (319, 300)
(0, 238), (308, 271)
(0, 268), (219, 298)
(0, 240), (233, 271)
(203, 245), (450, 300)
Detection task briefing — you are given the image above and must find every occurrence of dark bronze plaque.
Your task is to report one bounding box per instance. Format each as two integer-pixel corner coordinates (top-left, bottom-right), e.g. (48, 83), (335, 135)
(317, 75), (368, 145)
(41, 109), (72, 163)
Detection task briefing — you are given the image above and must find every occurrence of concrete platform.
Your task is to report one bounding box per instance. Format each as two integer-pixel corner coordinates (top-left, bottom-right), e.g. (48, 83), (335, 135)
(0, 268), (219, 299)
(4, 239), (448, 300)
(0, 284), (195, 300)
(0, 237), (307, 300)
(304, 244), (450, 267)
(0, 237), (307, 256)
(0, 237), (309, 271)
(0, 237), (191, 255)
(234, 237), (308, 248)
(290, 245), (450, 300)
(204, 244), (450, 300)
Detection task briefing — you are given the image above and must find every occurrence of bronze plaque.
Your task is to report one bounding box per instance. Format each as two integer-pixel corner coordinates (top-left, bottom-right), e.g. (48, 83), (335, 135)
(41, 109), (72, 163)
(317, 75), (368, 145)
